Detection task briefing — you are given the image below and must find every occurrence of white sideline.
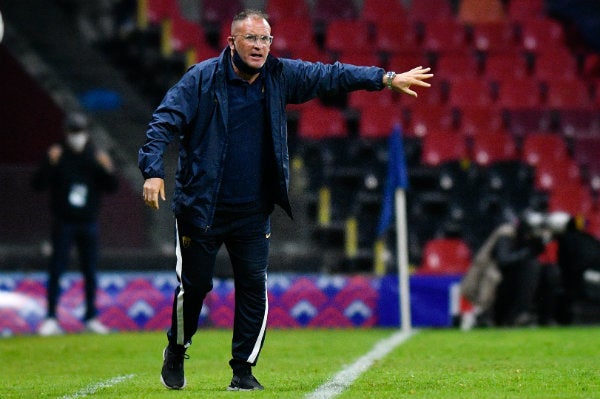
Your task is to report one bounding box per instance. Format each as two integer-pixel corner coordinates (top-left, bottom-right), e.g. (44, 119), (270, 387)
(305, 330), (416, 399)
(59, 374), (136, 399)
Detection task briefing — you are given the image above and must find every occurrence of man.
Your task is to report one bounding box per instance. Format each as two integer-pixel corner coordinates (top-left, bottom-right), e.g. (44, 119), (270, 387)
(492, 212), (547, 326)
(139, 9), (432, 391)
(33, 112), (118, 336)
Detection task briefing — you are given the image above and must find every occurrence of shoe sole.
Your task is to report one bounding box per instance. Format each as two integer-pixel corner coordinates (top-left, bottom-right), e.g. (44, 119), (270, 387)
(161, 374), (186, 390)
(161, 348), (186, 390)
(227, 386), (263, 391)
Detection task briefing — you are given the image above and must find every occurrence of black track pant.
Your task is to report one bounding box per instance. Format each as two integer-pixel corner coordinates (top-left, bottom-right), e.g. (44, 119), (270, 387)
(167, 212), (270, 366)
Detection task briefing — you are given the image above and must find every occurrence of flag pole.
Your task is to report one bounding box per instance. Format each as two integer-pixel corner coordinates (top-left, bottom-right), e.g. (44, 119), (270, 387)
(395, 188), (411, 332)
(375, 123), (411, 332)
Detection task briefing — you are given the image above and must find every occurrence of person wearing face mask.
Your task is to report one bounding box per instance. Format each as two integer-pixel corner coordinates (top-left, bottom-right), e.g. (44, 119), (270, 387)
(139, 9), (433, 391)
(32, 112), (118, 336)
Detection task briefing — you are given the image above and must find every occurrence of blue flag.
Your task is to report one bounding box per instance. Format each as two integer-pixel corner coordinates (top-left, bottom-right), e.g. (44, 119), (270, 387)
(376, 123), (409, 237)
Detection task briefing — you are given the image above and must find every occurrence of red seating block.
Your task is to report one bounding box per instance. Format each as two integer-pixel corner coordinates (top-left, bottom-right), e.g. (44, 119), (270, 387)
(507, 0), (545, 21)
(422, 19), (469, 54)
(421, 130), (469, 166)
(448, 78), (495, 108)
(497, 78), (543, 108)
(472, 130), (517, 166)
(325, 20), (371, 54)
(547, 182), (594, 216)
(298, 103), (348, 140)
(359, 104), (402, 139)
(266, 0), (310, 23)
(544, 78), (592, 109)
(375, 21), (421, 55)
(471, 22), (518, 53)
(361, 0), (408, 25)
(418, 238), (472, 275)
(534, 158), (581, 191)
(522, 132), (570, 167)
(270, 17), (317, 58)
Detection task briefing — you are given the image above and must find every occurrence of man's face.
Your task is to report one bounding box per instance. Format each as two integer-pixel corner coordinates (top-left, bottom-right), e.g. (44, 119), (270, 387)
(228, 16), (271, 71)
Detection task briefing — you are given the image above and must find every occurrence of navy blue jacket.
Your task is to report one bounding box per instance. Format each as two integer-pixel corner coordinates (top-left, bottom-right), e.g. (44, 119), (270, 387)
(138, 48), (385, 229)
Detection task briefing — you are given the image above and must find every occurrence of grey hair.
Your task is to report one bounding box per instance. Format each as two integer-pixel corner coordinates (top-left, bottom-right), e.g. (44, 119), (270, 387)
(231, 9), (270, 33)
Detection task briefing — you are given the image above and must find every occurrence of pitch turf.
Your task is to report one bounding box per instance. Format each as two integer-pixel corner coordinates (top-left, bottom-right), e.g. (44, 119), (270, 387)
(1, 327), (599, 398)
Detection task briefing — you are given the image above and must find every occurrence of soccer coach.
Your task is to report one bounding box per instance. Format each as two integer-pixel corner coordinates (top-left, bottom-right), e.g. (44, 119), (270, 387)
(139, 8), (432, 391)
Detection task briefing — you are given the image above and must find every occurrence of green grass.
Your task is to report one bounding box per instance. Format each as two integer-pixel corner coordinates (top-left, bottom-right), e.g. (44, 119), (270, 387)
(1, 327), (599, 398)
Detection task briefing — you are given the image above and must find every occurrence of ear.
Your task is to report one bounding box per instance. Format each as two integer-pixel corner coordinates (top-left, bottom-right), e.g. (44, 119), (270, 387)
(227, 36), (235, 51)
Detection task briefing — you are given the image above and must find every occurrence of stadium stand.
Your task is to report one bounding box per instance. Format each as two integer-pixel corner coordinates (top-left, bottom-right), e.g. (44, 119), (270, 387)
(2, 0), (600, 278)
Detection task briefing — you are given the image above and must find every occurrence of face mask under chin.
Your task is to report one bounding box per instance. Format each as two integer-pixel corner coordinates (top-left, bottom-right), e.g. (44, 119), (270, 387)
(67, 132), (89, 152)
(232, 48), (263, 75)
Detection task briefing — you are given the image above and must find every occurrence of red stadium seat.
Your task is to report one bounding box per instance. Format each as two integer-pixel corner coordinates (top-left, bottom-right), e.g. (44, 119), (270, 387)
(459, 106), (504, 137)
(497, 77), (543, 108)
(169, 15), (208, 53)
(472, 130), (518, 166)
(534, 157), (581, 191)
(361, 0), (408, 26)
(409, 0), (454, 23)
(448, 78), (495, 108)
(141, 0), (179, 27)
(534, 50), (578, 82)
(522, 132), (570, 167)
(421, 130), (469, 166)
(201, 0), (243, 26)
(484, 53), (529, 82)
(336, 50), (381, 67)
(417, 238), (472, 275)
(375, 21), (421, 55)
(388, 53), (430, 75)
(471, 22), (519, 53)
(406, 104), (454, 137)
(358, 103), (402, 139)
(348, 90), (396, 112)
(270, 17), (316, 58)
(313, 0), (358, 23)
(298, 103), (348, 140)
(520, 18), (566, 52)
(265, 0), (310, 23)
(436, 54), (480, 81)
(548, 182), (594, 216)
(422, 19), (469, 55)
(325, 20), (371, 55)
(507, 0), (545, 21)
(544, 78), (593, 109)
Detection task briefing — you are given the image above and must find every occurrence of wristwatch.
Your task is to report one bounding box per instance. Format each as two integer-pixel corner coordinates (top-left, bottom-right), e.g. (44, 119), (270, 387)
(385, 71), (397, 90)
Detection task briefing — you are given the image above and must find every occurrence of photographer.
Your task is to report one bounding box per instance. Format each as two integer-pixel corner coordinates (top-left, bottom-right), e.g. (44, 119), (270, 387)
(492, 211), (548, 326)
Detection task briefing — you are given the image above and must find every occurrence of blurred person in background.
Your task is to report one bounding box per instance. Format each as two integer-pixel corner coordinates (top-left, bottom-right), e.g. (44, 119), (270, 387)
(545, 211), (600, 324)
(139, 9), (433, 392)
(461, 211), (553, 328)
(32, 112), (118, 336)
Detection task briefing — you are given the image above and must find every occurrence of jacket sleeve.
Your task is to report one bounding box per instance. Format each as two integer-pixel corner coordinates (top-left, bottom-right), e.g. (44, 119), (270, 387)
(138, 67), (201, 179)
(494, 236), (537, 270)
(281, 59), (385, 104)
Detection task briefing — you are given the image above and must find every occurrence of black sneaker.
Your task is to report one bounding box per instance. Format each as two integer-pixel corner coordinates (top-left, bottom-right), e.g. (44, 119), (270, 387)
(228, 373), (264, 391)
(161, 345), (188, 389)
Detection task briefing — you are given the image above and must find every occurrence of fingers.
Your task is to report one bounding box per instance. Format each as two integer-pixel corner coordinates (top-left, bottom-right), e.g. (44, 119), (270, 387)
(143, 189), (160, 209)
(395, 66), (434, 96)
(142, 178), (165, 210)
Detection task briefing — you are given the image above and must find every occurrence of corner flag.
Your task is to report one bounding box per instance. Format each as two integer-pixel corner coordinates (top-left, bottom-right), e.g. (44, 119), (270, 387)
(375, 123), (412, 332)
(376, 123), (409, 236)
